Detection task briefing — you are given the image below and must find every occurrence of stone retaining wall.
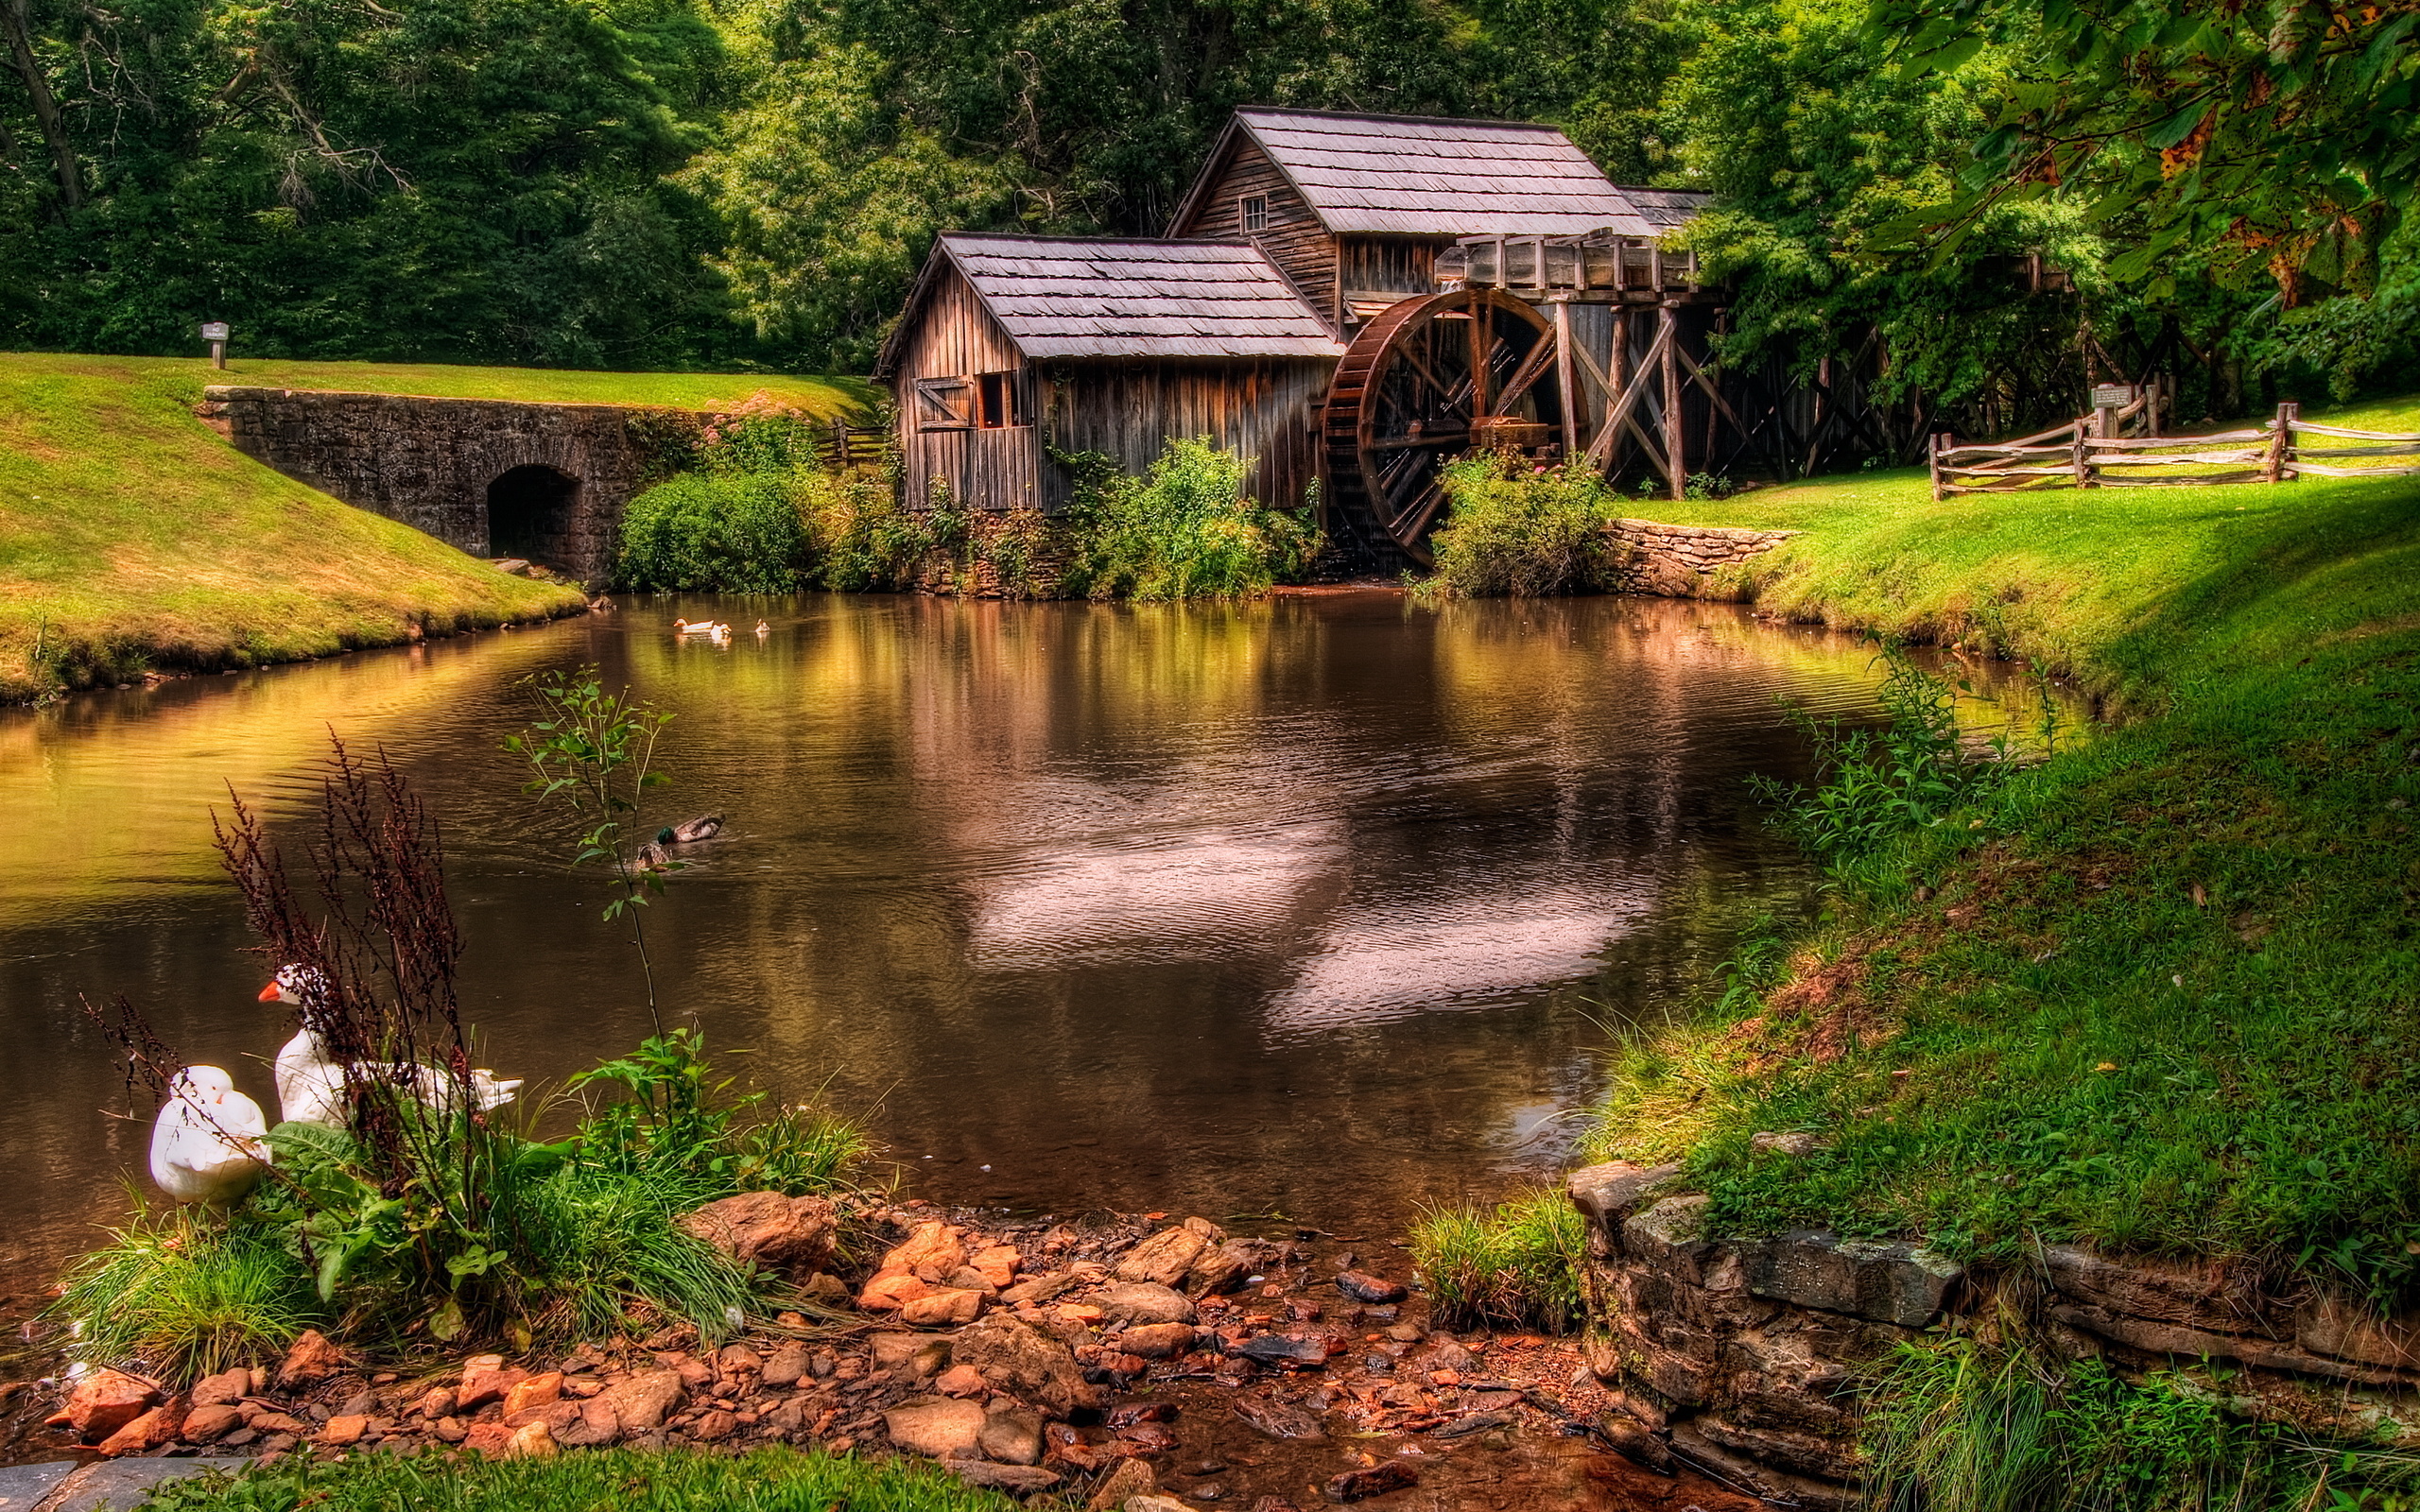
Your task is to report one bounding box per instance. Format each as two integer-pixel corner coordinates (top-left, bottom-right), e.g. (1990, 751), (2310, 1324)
(198, 387), (699, 584)
(1569, 1160), (2420, 1506)
(1607, 519), (1799, 598)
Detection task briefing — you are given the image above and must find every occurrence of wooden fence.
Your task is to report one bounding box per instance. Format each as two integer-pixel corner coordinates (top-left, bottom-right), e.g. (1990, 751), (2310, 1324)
(812, 420), (890, 472)
(1929, 403), (2420, 500)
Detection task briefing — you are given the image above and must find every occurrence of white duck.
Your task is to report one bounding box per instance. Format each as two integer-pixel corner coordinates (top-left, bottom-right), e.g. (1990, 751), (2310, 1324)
(673, 617), (728, 636)
(260, 967), (524, 1127)
(148, 1066), (269, 1205)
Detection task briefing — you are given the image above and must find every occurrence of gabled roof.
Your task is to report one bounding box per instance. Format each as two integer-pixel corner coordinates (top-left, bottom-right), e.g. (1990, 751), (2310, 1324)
(1171, 108), (1660, 239)
(874, 233), (1343, 376)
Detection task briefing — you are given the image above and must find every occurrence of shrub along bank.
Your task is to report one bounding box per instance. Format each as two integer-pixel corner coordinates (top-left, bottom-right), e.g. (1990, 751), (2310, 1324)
(1583, 393), (2420, 1502)
(616, 429), (1320, 600)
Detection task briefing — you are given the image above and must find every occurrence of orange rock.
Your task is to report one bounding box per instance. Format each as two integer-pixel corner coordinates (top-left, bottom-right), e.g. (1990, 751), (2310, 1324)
(276, 1329), (346, 1388)
(858, 1270), (934, 1313)
(507, 1419), (559, 1458)
(1429, 1368), (1461, 1386)
(935, 1364), (989, 1398)
(879, 1219), (967, 1281)
(64, 1369), (159, 1441)
(319, 1414), (369, 1447)
(501, 1371), (563, 1418)
(95, 1400), (184, 1456)
(462, 1420), (514, 1456)
(189, 1368), (250, 1409)
(1055, 1304), (1104, 1325)
(458, 1356), (531, 1411)
(971, 1245), (1022, 1289)
(182, 1404), (244, 1443)
(900, 1288), (985, 1327)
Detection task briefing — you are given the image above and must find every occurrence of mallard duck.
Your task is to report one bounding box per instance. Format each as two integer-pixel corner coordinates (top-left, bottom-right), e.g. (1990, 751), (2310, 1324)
(259, 968), (522, 1126)
(658, 815), (722, 845)
(148, 1066), (268, 1205)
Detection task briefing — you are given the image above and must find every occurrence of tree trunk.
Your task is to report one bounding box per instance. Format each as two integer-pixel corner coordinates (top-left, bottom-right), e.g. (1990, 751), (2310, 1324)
(0, 0), (78, 208)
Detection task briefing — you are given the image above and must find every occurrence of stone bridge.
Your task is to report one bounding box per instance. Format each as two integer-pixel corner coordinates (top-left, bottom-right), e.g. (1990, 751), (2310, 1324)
(198, 387), (698, 583)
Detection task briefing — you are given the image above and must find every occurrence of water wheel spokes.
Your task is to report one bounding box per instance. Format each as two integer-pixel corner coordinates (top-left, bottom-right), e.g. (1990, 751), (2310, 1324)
(1322, 288), (1562, 566)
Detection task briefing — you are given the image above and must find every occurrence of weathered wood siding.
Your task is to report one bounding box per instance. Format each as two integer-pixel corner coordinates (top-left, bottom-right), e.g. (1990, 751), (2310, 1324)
(1336, 234), (1447, 301)
(1172, 140), (1338, 328)
(890, 261), (1042, 511)
(1038, 358), (1335, 514)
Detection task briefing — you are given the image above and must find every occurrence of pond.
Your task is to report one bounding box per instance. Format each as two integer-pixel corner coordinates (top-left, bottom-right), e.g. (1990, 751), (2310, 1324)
(0, 591), (2048, 1353)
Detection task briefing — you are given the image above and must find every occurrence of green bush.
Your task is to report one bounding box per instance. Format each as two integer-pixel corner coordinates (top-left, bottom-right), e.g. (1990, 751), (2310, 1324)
(617, 472), (815, 593)
(141, 1444), (1029, 1512)
(1426, 455), (1625, 596)
(798, 471), (959, 592)
(1061, 438), (1321, 600)
(1409, 1188), (1585, 1333)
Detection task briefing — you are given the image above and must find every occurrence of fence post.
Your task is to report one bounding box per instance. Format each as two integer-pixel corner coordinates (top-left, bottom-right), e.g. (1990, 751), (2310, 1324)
(2263, 402), (2298, 483)
(2072, 422), (2090, 490)
(1928, 430), (1945, 502)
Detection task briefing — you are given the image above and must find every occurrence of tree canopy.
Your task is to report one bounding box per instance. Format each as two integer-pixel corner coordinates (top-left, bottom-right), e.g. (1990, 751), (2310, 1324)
(1, 0), (2408, 405)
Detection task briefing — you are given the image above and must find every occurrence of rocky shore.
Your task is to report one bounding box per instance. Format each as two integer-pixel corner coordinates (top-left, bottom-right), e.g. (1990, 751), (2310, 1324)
(23, 1196), (1753, 1512)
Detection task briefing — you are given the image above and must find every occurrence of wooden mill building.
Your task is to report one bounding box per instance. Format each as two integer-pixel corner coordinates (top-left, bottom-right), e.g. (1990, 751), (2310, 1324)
(875, 107), (1729, 558)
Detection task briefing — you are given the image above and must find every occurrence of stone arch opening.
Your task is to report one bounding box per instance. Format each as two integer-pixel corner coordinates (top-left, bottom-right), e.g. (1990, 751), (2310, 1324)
(486, 464), (584, 570)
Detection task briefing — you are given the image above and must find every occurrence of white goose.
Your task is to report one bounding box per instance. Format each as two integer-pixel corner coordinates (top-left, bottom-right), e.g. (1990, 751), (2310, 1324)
(148, 1066), (269, 1205)
(260, 967), (523, 1127)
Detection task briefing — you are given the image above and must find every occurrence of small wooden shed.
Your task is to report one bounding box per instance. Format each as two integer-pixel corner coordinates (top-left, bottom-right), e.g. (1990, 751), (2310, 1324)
(873, 233), (1345, 513)
(1165, 108), (1670, 333)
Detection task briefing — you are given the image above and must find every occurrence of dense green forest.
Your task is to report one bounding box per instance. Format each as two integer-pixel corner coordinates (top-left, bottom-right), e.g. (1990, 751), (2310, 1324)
(1, 0), (2411, 413)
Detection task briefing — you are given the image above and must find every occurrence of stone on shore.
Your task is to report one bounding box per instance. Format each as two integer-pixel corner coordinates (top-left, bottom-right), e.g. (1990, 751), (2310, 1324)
(900, 1288), (986, 1327)
(275, 1330), (346, 1388)
(945, 1459), (1062, 1494)
(1099, 1282), (1195, 1326)
(594, 1368), (685, 1434)
(189, 1368), (250, 1410)
(1115, 1226), (1210, 1287)
(881, 1220), (969, 1280)
(1118, 1323), (1198, 1359)
(1086, 1457), (1158, 1509)
(952, 1314), (1099, 1418)
(679, 1192), (838, 1276)
(456, 1355), (528, 1412)
(885, 1398), (988, 1458)
(62, 1369), (158, 1442)
(96, 1399), (184, 1457)
(182, 1404), (244, 1443)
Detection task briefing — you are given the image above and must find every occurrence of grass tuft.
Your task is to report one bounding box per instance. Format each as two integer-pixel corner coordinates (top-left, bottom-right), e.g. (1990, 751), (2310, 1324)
(54, 1204), (323, 1382)
(1410, 1189), (1585, 1333)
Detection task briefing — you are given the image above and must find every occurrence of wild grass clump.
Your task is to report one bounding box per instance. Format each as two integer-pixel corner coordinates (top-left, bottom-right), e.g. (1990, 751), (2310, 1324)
(1863, 1325), (2420, 1512)
(1410, 1189), (1584, 1333)
(1425, 455), (1625, 596)
(1060, 438), (1321, 600)
(140, 1443), (1028, 1512)
(797, 469), (961, 591)
(56, 1209), (322, 1383)
(1750, 642), (2059, 864)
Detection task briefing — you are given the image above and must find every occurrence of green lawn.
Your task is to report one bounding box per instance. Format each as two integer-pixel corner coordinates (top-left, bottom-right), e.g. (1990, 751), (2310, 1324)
(0, 356), (872, 703)
(1591, 391), (2420, 1306)
(9, 352), (875, 412)
(141, 1446), (1031, 1512)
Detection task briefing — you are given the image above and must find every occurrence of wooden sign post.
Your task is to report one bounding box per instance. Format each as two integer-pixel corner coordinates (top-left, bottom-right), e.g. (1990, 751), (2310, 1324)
(199, 320), (229, 369)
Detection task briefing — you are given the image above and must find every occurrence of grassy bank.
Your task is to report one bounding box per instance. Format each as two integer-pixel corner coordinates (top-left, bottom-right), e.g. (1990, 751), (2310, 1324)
(144, 1446), (1026, 1512)
(1589, 391), (2420, 1306)
(0, 354), (863, 703)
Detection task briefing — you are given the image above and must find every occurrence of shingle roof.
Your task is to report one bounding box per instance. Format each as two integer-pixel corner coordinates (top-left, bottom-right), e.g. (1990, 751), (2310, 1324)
(1618, 186), (1715, 231)
(878, 234), (1343, 371)
(1195, 108), (1661, 238)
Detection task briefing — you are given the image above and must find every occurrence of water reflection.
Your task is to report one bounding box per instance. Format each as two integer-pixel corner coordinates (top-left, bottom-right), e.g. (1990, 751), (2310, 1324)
(0, 593), (2052, 1294)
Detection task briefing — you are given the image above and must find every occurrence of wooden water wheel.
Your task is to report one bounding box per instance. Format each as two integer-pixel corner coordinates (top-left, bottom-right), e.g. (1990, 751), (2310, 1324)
(1320, 287), (1564, 565)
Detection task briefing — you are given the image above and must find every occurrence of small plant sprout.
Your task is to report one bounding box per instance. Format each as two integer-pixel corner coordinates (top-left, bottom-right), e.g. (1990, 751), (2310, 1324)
(508, 666), (679, 1033)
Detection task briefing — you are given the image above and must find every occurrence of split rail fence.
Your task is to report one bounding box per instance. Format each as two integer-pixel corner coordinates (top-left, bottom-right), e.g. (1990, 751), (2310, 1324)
(1929, 402), (2420, 500)
(812, 420), (890, 472)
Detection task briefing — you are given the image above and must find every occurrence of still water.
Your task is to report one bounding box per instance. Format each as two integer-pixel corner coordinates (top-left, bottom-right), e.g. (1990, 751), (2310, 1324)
(0, 591), (2031, 1308)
